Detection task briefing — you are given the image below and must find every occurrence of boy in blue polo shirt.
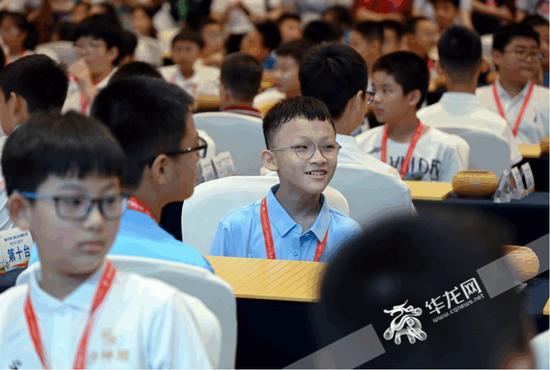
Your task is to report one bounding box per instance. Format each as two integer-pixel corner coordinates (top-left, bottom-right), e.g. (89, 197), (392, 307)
(210, 96), (360, 261)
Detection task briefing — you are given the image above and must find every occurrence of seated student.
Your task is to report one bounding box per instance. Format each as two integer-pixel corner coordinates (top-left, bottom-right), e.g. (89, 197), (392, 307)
(349, 21), (383, 80)
(381, 20), (404, 55)
(418, 26), (522, 166)
(0, 12), (37, 64)
(159, 30), (220, 98)
(0, 112), (215, 368)
(356, 51), (467, 182)
(521, 15), (549, 87)
(63, 15), (124, 114)
(277, 12), (302, 43)
(430, 0), (461, 31)
(476, 24), (549, 144)
(211, 96), (360, 261)
(299, 43), (415, 217)
(404, 16), (439, 62)
(197, 17), (225, 68)
(220, 52), (263, 118)
(316, 214), (534, 368)
(240, 21), (281, 70)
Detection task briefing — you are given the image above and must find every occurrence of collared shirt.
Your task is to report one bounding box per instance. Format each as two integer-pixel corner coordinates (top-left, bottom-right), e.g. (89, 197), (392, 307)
(222, 105), (263, 118)
(356, 125), (466, 182)
(29, 210), (213, 273)
(0, 262), (215, 368)
(210, 185), (360, 261)
(62, 68), (117, 115)
(159, 64), (220, 98)
(476, 80), (549, 144)
(418, 92), (523, 165)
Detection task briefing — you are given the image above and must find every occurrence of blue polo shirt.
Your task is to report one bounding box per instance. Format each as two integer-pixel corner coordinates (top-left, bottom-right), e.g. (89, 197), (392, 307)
(210, 185), (360, 261)
(29, 209), (213, 273)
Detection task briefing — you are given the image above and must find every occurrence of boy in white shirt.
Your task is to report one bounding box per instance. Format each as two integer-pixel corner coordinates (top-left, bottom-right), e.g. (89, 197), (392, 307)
(160, 30), (220, 99)
(0, 111), (216, 368)
(476, 24), (549, 144)
(418, 25), (522, 165)
(357, 51), (467, 182)
(211, 96), (360, 261)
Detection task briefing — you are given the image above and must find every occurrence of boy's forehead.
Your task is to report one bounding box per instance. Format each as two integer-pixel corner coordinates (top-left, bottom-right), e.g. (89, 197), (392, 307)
(373, 70), (398, 84)
(507, 36), (539, 48)
(38, 174), (119, 192)
(275, 117), (335, 140)
(173, 39), (200, 48)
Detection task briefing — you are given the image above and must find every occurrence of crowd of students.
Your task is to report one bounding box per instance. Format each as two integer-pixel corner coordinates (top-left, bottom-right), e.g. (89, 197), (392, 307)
(0, 0), (548, 368)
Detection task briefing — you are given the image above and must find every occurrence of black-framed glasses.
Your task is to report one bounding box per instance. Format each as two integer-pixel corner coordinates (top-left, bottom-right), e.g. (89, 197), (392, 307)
(21, 192), (129, 221)
(270, 141), (341, 160)
(505, 48), (544, 61)
(142, 136), (208, 166)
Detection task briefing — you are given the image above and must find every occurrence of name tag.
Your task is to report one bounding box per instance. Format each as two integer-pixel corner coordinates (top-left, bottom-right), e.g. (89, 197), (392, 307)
(520, 162), (535, 193)
(212, 151), (235, 178)
(0, 228), (33, 274)
(510, 166), (526, 199)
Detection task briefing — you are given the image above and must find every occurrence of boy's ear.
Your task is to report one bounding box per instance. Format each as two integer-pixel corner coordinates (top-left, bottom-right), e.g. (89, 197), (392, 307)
(8, 192), (32, 231)
(107, 46), (120, 64)
(492, 49), (503, 68)
(262, 149), (278, 172)
(149, 154), (170, 186)
(406, 89), (422, 108)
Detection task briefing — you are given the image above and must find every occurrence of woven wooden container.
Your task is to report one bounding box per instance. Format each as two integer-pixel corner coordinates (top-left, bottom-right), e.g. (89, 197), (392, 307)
(541, 136), (549, 155)
(504, 246), (540, 281)
(452, 171), (499, 198)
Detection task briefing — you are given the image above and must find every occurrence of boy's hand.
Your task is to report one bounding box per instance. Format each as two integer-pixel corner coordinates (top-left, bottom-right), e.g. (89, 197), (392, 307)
(69, 59), (93, 87)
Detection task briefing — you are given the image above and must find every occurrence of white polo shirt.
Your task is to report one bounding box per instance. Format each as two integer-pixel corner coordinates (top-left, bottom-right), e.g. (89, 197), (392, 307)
(418, 92), (523, 165)
(159, 64), (220, 98)
(62, 68), (117, 115)
(476, 81), (549, 144)
(0, 263), (216, 369)
(356, 126), (467, 182)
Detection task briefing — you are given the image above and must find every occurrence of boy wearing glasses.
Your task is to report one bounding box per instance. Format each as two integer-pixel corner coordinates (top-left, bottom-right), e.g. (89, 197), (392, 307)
(356, 51), (466, 182)
(476, 24), (549, 144)
(210, 96), (360, 261)
(0, 112), (214, 367)
(30, 77), (212, 272)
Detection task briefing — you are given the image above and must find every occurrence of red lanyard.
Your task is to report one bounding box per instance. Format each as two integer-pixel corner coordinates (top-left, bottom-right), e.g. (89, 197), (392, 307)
(381, 123), (424, 179)
(128, 196), (155, 220)
(24, 261), (117, 369)
(492, 82), (535, 137)
(260, 197), (328, 262)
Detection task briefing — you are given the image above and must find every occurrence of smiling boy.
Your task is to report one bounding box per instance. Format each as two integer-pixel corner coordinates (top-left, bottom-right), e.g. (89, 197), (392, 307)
(210, 96), (360, 261)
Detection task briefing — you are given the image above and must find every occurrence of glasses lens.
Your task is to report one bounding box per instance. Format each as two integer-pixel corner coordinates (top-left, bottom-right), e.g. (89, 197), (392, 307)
(100, 195), (128, 220)
(294, 142), (316, 159)
(198, 137), (208, 159)
(56, 197), (92, 220)
(320, 143), (341, 159)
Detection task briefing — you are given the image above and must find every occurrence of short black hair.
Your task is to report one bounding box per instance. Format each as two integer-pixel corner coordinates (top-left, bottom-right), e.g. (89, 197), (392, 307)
(430, 0), (460, 7)
(263, 96), (335, 148)
(352, 21), (384, 42)
(0, 12), (38, 50)
(109, 61), (162, 83)
(275, 38), (315, 64)
(492, 24), (540, 52)
(277, 12), (301, 25)
(521, 14), (549, 29)
(0, 55), (68, 113)
(91, 77), (194, 189)
(322, 5), (353, 29)
(303, 20), (342, 44)
(2, 111), (124, 195)
(381, 20), (404, 41)
(221, 52), (263, 101)
(438, 26), (482, 79)
(373, 51), (429, 109)
(317, 214), (530, 368)
(300, 43), (368, 119)
(171, 29), (205, 49)
(73, 14), (124, 64)
(404, 16), (431, 35)
(0, 47), (5, 70)
(90, 2), (121, 27)
(255, 21), (282, 51)
(119, 29), (137, 61)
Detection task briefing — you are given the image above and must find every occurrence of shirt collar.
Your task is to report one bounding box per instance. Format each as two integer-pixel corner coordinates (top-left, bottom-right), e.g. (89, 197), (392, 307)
(29, 260), (107, 312)
(336, 134), (360, 152)
(265, 185), (329, 241)
(496, 79), (531, 101)
(222, 105), (262, 118)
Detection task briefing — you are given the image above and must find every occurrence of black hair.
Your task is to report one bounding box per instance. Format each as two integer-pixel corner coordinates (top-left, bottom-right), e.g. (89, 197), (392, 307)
(73, 14), (124, 64)
(275, 38), (315, 64)
(404, 16), (430, 35)
(381, 20), (404, 41)
(300, 43), (368, 119)
(90, 2), (121, 28)
(0, 47), (5, 70)
(430, 0), (460, 7)
(1, 111), (124, 195)
(303, 20), (342, 44)
(521, 14), (549, 29)
(493, 24), (540, 52)
(0, 55), (68, 113)
(438, 26), (482, 79)
(132, 6), (157, 38)
(277, 12), (301, 25)
(197, 16), (220, 30)
(171, 29), (205, 49)
(52, 21), (75, 41)
(322, 5), (353, 30)
(373, 51), (429, 109)
(263, 96), (335, 148)
(317, 214), (531, 368)
(221, 52), (262, 101)
(0, 12), (38, 50)
(119, 30), (137, 61)
(109, 61), (162, 83)
(91, 76), (194, 189)
(255, 21), (282, 51)
(352, 21), (384, 42)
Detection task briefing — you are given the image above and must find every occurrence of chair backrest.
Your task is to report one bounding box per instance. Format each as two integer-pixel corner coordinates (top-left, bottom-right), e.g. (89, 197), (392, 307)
(35, 41), (77, 65)
(17, 257), (236, 369)
(435, 125), (511, 176)
(181, 175), (350, 254)
(193, 112), (265, 175)
(134, 36), (162, 67)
